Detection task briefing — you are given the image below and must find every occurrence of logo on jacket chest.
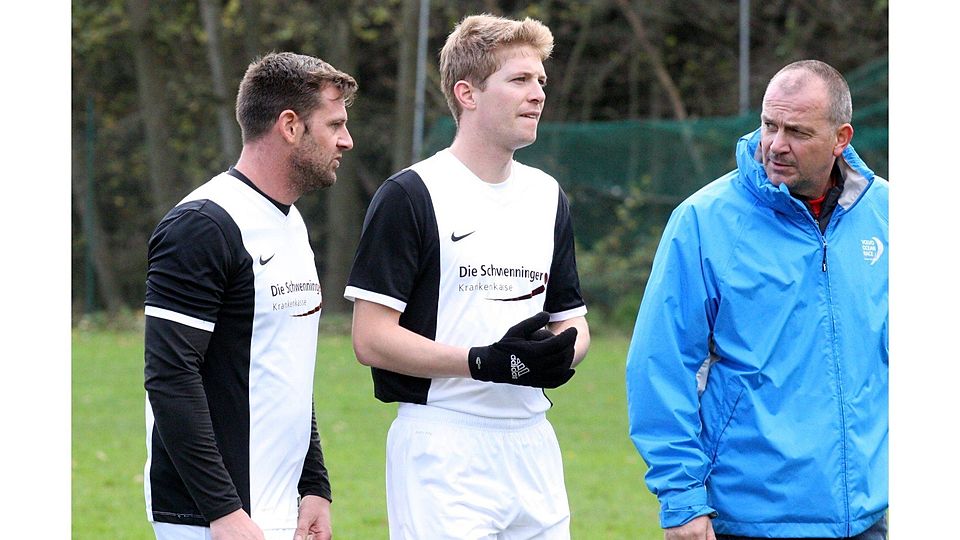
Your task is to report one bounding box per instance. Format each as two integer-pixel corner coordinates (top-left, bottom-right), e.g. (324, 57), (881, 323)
(861, 237), (885, 265)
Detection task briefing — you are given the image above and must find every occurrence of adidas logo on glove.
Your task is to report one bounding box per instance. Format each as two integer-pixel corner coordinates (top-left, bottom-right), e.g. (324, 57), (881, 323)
(510, 354), (531, 379)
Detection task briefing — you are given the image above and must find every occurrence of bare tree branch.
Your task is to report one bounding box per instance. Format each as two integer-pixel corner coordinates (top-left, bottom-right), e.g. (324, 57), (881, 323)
(578, 37), (636, 121)
(614, 0), (688, 120)
(614, 0), (706, 177)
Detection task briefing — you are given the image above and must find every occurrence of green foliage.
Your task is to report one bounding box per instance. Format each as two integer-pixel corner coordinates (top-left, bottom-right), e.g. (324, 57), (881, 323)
(72, 326), (660, 538)
(575, 183), (667, 334)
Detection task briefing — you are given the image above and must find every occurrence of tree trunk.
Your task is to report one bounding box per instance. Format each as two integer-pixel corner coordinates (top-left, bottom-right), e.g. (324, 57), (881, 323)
(240, 0), (262, 63)
(319, 1), (363, 317)
(126, 0), (178, 219)
(72, 123), (124, 315)
(199, 0), (241, 167)
(392, 0), (418, 171)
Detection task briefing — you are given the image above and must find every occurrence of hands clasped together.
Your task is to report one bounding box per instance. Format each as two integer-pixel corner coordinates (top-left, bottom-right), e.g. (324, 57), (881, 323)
(468, 311), (577, 389)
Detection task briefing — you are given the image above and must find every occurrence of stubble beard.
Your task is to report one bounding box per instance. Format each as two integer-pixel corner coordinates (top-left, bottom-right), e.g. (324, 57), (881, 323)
(289, 141), (336, 196)
(764, 152), (824, 200)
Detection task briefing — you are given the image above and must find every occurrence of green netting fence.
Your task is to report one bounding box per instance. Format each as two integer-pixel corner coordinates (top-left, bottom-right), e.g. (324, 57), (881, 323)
(422, 58), (887, 324)
(423, 59), (887, 243)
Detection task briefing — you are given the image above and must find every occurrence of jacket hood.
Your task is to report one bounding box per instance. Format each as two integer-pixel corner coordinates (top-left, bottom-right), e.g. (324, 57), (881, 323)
(735, 127), (876, 216)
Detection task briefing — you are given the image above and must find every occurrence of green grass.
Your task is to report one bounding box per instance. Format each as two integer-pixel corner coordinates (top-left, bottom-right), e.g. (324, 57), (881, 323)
(72, 326), (660, 539)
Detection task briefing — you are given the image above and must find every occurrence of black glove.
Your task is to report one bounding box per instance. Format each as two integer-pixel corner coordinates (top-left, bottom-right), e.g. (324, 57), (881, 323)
(529, 328), (556, 341)
(468, 312), (578, 389)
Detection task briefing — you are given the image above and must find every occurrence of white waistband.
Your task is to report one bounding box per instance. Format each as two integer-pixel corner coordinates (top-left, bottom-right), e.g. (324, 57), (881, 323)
(397, 403), (546, 430)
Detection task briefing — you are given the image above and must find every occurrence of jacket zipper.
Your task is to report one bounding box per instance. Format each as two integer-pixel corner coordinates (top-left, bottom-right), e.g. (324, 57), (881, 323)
(807, 209), (828, 272)
(811, 209), (851, 532)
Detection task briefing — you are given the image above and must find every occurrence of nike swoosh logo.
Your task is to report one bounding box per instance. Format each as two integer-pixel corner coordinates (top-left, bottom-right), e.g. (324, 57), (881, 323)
(451, 231), (476, 242)
(259, 254), (275, 265)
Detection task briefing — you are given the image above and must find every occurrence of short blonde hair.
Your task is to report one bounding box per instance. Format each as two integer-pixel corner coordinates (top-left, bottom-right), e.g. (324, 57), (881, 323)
(439, 14), (554, 123)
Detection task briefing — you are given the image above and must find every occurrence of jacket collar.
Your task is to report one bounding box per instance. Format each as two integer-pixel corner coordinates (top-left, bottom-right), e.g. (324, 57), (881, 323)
(735, 127), (875, 217)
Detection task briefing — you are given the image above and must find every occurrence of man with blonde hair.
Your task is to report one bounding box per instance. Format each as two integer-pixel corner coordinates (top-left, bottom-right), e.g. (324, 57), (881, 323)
(346, 13), (590, 540)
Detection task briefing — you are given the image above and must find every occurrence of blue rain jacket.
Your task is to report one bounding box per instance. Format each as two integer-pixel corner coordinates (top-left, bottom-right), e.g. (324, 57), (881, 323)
(626, 128), (888, 537)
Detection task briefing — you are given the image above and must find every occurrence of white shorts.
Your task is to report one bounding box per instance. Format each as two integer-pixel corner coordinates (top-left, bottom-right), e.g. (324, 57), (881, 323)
(386, 403), (570, 540)
(151, 522), (294, 540)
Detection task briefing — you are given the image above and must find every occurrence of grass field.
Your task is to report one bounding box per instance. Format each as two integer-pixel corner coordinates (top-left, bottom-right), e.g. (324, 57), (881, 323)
(72, 325), (661, 539)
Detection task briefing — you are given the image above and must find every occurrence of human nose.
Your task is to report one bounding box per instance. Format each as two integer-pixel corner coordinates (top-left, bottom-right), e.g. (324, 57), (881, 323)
(339, 127), (354, 151)
(529, 82), (545, 103)
(768, 128), (789, 155)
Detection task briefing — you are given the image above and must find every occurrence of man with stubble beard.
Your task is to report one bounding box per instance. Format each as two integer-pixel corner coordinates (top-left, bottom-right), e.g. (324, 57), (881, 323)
(142, 52), (355, 540)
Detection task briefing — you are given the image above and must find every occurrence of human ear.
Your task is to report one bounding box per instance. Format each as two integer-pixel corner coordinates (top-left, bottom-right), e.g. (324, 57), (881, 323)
(277, 109), (300, 144)
(454, 80), (476, 111)
(833, 123), (853, 156)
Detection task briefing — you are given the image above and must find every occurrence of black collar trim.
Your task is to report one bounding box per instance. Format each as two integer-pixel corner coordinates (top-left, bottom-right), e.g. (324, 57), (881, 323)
(227, 167), (291, 215)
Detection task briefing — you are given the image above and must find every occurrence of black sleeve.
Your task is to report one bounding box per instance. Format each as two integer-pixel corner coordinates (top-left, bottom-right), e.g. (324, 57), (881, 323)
(144, 204), (244, 521)
(144, 318), (243, 521)
(347, 172), (432, 304)
(544, 188), (586, 314)
(298, 404), (332, 502)
(145, 201), (233, 319)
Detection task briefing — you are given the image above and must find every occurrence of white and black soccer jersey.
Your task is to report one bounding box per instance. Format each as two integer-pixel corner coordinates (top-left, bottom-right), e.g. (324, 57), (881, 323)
(345, 149), (587, 419)
(143, 168), (330, 529)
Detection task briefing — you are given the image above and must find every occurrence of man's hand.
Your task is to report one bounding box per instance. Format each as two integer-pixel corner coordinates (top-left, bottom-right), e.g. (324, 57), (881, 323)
(210, 509), (265, 540)
(468, 312), (577, 388)
(664, 515), (716, 540)
(294, 495), (332, 540)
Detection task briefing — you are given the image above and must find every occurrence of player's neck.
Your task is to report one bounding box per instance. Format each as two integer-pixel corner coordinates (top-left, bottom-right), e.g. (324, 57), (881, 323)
(235, 144), (299, 205)
(449, 135), (514, 184)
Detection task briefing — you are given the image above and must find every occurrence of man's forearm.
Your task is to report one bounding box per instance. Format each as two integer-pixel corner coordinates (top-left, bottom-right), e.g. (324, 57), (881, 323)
(547, 315), (590, 367)
(351, 299), (470, 378)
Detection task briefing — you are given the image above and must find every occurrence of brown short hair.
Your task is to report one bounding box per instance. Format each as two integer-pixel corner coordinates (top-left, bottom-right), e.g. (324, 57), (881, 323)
(439, 14), (553, 123)
(770, 59), (852, 127)
(235, 52), (358, 143)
